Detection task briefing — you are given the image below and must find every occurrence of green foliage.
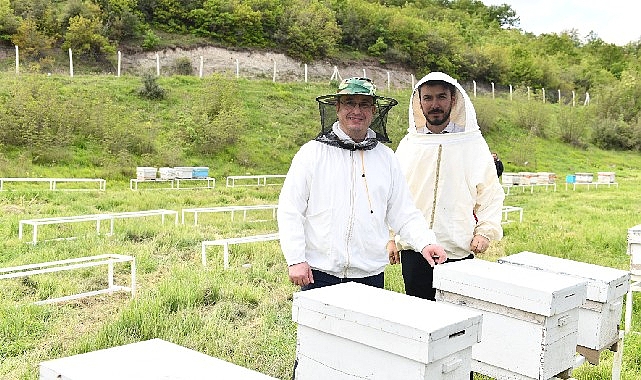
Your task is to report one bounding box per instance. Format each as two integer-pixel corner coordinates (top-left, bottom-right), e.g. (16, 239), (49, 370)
(11, 18), (55, 59)
(138, 72), (166, 100)
(62, 15), (115, 61)
(141, 28), (160, 50)
(171, 56), (193, 75)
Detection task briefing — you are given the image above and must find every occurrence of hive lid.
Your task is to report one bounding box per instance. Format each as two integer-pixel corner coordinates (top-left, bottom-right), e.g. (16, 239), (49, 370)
(292, 282), (482, 364)
(433, 259), (587, 316)
(498, 251), (629, 303)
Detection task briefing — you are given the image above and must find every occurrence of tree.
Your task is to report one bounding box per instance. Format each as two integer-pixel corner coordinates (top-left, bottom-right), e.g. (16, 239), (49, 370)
(62, 15), (115, 61)
(11, 18), (54, 58)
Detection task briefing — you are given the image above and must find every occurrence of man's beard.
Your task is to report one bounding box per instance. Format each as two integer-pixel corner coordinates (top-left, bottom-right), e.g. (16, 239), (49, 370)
(426, 108), (452, 127)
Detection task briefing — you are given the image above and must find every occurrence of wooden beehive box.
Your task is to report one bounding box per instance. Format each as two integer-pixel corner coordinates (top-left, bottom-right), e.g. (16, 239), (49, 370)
(158, 167), (176, 180)
(518, 171), (536, 185)
(39, 338), (277, 380)
(433, 259), (587, 380)
(597, 172), (616, 183)
(135, 166), (157, 180)
(627, 224), (641, 276)
(501, 172), (517, 185)
(292, 282), (483, 380)
(575, 172), (593, 183)
(173, 166), (194, 179)
(498, 251), (629, 357)
(192, 166), (209, 179)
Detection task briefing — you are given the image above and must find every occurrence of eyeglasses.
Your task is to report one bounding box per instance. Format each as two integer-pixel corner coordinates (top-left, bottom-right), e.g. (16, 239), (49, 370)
(340, 100), (375, 111)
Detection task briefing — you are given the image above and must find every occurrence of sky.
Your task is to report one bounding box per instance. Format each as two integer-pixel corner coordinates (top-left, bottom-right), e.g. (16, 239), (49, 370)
(480, 0), (640, 46)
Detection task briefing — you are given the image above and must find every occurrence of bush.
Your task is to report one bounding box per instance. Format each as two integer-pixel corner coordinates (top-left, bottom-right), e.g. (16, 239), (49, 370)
(138, 72), (166, 100)
(172, 57), (193, 76)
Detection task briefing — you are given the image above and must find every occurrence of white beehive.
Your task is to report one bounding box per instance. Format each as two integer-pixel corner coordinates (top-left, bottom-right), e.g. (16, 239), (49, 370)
(502, 172), (517, 185)
(292, 282), (483, 380)
(433, 259), (587, 380)
(39, 338), (277, 380)
(158, 167), (176, 180)
(136, 166), (157, 180)
(627, 224), (641, 276)
(597, 172), (616, 183)
(575, 172), (594, 183)
(173, 166), (194, 179)
(498, 251), (629, 359)
(536, 172), (556, 184)
(518, 172), (536, 185)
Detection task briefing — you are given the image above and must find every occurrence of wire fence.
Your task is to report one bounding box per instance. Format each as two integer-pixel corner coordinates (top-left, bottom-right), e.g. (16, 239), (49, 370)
(5, 45), (591, 106)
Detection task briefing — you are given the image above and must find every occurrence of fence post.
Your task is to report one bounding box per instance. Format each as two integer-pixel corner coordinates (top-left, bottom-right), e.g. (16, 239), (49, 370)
(509, 84), (513, 101)
(558, 89), (561, 104)
(527, 86), (530, 101)
(473, 80), (477, 97)
(411, 74), (415, 90)
(572, 91), (576, 107)
(542, 88), (546, 103)
(69, 48), (74, 77)
(304, 64), (308, 83)
(491, 82), (495, 99)
(15, 45), (19, 75)
(199, 56), (203, 78)
(584, 92), (590, 106)
(117, 51), (121, 77)
(272, 59), (276, 82)
(363, 68), (366, 78)
(155, 53), (160, 76)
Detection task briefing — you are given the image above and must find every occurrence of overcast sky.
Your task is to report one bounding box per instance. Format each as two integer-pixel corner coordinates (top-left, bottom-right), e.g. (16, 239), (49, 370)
(480, 0), (640, 46)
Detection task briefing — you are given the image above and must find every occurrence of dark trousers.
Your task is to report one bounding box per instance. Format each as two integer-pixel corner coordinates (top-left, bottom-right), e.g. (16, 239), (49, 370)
(401, 250), (475, 380)
(301, 269), (384, 291)
(401, 250), (474, 300)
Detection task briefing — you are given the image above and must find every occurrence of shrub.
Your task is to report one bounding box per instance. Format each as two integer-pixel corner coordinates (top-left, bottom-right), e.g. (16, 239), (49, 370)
(172, 57), (193, 76)
(138, 72), (166, 100)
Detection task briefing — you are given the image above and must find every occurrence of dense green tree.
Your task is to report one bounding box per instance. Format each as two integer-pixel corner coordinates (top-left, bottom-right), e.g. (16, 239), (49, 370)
(62, 15), (115, 60)
(11, 18), (54, 58)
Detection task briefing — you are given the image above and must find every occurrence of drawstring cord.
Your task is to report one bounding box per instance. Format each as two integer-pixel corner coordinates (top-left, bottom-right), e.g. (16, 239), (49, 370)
(430, 144), (443, 228)
(360, 150), (374, 214)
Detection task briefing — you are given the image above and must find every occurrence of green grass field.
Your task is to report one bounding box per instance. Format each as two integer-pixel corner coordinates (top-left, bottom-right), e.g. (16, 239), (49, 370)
(0, 74), (640, 379)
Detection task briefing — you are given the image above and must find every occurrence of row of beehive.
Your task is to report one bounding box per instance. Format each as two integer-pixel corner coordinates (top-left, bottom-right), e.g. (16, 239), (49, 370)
(292, 252), (630, 380)
(136, 166), (209, 180)
(502, 172), (556, 185)
(566, 172), (616, 184)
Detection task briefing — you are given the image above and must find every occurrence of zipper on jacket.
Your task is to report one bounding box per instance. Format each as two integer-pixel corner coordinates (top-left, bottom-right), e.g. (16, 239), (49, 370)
(430, 144), (443, 228)
(343, 150), (362, 277)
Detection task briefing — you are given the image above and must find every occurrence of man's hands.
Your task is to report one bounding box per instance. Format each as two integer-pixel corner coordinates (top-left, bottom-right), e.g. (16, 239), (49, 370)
(421, 244), (447, 267)
(470, 235), (490, 254)
(288, 262), (314, 287)
(387, 240), (400, 264)
(388, 240), (447, 267)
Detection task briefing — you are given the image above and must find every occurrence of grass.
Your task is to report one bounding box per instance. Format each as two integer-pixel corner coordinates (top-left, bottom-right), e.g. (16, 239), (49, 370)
(0, 74), (640, 379)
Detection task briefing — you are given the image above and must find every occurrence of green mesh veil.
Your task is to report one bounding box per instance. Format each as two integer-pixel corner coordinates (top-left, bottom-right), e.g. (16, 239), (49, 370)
(315, 77), (398, 143)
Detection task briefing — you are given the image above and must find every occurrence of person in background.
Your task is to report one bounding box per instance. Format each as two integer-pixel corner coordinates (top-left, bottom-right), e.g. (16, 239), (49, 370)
(278, 77), (446, 292)
(388, 72), (505, 301)
(493, 152), (504, 178)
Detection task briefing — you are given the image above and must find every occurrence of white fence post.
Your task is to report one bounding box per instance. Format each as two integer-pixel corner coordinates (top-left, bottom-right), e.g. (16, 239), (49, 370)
(117, 51), (121, 77)
(584, 92), (590, 106)
(491, 82), (495, 99)
(304, 64), (308, 83)
(15, 45), (19, 75)
(69, 48), (74, 77)
(572, 91), (576, 106)
(558, 89), (561, 104)
(509, 84), (513, 101)
(362, 68), (366, 78)
(527, 86), (531, 101)
(272, 59), (276, 82)
(411, 74), (415, 90)
(542, 88), (546, 103)
(155, 53), (160, 76)
(473, 80), (477, 97)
